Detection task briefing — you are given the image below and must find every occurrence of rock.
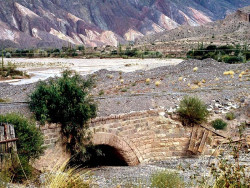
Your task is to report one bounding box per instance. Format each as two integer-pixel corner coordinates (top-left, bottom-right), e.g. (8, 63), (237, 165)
(224, 106), (231, 111)
(221, 110), (228, 114)
(231, 104), (239, 109)
(214, 110), (220, 114)
(207, 108), (213, 112)
(240, 98), (245, 103)
(215, 103), (222, 108)
(167, 107), (174, 113)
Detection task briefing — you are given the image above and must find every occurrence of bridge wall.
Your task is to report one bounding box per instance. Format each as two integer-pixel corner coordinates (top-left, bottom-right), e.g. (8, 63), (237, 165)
(34, 109), (209, 170)
(89, 109), (192, 165)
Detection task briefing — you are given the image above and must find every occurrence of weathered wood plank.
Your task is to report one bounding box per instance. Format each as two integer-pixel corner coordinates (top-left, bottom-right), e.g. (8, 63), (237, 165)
(188, 126), (198, 153)
(198, 130), (209, 153)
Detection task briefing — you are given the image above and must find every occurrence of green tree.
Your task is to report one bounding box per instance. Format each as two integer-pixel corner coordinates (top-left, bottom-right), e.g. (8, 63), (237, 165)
(29, 70), (97, 157)
(118, 43), (122, 56)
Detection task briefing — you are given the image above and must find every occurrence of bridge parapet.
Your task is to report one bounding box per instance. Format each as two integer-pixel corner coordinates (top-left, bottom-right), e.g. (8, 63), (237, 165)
(89, 109), (193, 163)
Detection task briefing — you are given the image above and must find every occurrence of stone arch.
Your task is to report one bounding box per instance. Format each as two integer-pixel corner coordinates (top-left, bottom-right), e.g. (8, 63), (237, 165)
(92, 132), (141, 166)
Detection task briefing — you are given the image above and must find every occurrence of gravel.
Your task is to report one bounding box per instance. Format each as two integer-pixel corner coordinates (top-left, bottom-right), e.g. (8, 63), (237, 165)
(0, 59), (249, 116)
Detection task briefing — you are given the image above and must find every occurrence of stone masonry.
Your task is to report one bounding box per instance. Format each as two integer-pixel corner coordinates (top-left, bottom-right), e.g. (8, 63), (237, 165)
(34, 109), (214, 170)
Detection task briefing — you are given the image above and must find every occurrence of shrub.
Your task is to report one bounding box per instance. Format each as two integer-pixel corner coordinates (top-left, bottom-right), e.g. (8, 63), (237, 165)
(193, 67), (198, 72)
(29, 70), (97, 160)
(44, 162), (91, 188)
(99, 89), (105, 96)
(146, 78), (151, 85)
(155, 81), (161, 87)
(0, 98), (10, 103)
(225, 112), (236, 120)
(177, 96), (209, 126)
(223, 56), (243, 64)
(121, 88), (128, 92)
(150, 171), (185, 188)
(0, 113), (45, 182)
(132, 82), (136, 87)
(223, 70), (235, 75)
(212, 119), (227, 130)
(243, 51), (250, 60)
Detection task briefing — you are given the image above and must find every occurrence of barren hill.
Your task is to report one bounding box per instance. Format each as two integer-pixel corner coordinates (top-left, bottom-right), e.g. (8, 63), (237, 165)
(0, 0), (249, 48)
(134, 6), (250, 56)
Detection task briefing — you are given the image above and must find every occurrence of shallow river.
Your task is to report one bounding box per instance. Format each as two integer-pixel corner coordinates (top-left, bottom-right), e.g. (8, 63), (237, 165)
(1, 58), (182, 85)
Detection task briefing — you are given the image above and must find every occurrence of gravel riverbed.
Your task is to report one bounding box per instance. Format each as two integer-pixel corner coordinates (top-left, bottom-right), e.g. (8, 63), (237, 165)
(0, 58), (249, 117)
(90, 153), (250, 187)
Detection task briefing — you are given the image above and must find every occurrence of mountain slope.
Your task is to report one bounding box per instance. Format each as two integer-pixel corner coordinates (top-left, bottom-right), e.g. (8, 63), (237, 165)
(135, 6), (250, 45)
(0, 0), (249, 48)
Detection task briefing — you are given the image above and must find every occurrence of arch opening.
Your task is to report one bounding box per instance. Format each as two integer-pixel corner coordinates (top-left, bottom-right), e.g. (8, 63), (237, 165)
(91, 132), (141, 166)
(83, 144), (128, 167)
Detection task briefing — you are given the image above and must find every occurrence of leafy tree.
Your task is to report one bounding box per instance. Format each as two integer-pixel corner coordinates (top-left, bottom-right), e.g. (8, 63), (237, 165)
(29, 70), (97, 156)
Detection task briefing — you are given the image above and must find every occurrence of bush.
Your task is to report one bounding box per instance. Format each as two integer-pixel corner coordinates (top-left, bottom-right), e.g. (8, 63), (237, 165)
(223, 56), (243, 64)
(225, 112), (236, 120)
(150, 171), (185, 188)
(177, 96), (209, 126)
(0, 113), (45, 182)
(212, 119), (227, 130)
(243, 51), (250, 60)
(29, 70), (97, 159)
(44, 162), (90, 188)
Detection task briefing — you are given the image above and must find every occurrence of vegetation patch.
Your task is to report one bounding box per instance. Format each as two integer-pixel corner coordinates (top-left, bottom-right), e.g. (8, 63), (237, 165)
(0, 113), (45, 182)
(0, 61), (29, 80)
(150, 170), (185, 188)
(177, 96), (209, 126)
(43, 163), (91, 188)
(211, 119), (227, 130)
(0, 98), (10, 103)
(187, 44), (249, 63)
(225, 112), (236, 120)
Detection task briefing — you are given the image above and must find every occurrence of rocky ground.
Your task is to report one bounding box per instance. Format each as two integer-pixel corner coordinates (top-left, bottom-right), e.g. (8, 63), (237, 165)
(90, 153), (250, 188)
(0, 58), (249, 116)
(1, 58), (249, 188)
(0, 58), (249, 140)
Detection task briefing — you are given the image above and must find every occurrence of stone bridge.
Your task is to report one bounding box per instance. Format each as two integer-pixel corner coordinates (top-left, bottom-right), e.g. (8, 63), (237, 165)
(34, 109), (212, 170)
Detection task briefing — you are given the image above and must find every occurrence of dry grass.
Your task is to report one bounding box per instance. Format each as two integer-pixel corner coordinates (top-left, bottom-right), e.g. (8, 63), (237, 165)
(223, 70), (234, 75)
(44, 162), (91, 188)
(155, 81), (161, 87)
(193, 67), (198, 72)
(146, 78), (151, 85)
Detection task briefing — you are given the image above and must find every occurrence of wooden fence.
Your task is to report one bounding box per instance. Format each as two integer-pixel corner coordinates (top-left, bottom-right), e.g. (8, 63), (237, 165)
(0, 123), (18, 169)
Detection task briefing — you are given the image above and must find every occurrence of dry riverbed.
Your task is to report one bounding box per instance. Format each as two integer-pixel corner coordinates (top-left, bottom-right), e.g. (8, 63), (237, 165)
(1, 58), (182, 85)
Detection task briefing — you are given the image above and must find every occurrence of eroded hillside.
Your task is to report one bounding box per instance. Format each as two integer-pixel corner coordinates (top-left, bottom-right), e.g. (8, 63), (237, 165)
(0, 0), (249, 48)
